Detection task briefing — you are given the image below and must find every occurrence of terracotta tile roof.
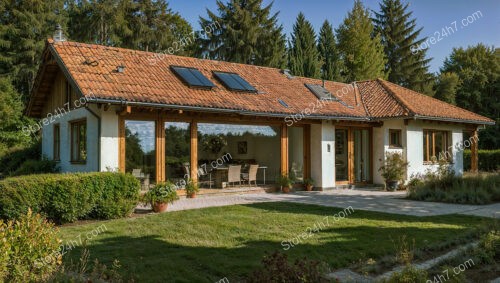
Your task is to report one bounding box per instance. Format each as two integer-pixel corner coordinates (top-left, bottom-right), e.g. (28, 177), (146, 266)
(27, 39), (494, 125)
(377, 79), (494, 123)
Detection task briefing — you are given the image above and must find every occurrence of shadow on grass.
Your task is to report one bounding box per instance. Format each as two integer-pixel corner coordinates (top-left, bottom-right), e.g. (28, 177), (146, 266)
(242, 201), (488, 226)
(63, 222), (480, 282)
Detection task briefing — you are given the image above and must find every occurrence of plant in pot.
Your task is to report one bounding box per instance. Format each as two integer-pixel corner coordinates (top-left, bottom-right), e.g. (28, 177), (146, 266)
(278, 175), (293, 193)
(185, 179), (199, 198)
(304, 178), (315, 191)
(143, 181), (179, 213)
(378, 152), (409, 191)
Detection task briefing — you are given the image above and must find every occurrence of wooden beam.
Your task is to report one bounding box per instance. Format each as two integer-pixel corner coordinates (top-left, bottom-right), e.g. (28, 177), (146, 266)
(190, 121), (198, 182)
(471, 129), (478, 173)
(280, 123), (289, 176)
(303, 124), (311, 180)
(118, 116), (125, 172)
(117, 105), (131, 116)
(156, 116), (165, 182)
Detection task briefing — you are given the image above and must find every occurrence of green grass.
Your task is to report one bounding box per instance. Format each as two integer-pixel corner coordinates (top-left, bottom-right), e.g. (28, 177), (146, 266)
(58, 202), (486, 282)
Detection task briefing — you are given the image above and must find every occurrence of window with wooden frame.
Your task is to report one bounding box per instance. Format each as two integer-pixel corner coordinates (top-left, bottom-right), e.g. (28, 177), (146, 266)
(70, 119), (87, 163)
(389, 129), (402, 148)
(423, 130), (450, 163)
(53, 124), (60, 161)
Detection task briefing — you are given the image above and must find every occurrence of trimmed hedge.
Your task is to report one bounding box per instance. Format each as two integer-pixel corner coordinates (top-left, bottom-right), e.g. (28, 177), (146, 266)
(0, 172), (140, 223)
(464, 149), (500, 171)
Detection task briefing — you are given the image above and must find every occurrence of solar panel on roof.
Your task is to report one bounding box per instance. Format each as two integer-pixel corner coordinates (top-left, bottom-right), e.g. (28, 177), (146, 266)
(305, 83), (354, 109)
(170, 66), (215, 89)
(305, 84), (337, 100)
(213, 71), (257, 92)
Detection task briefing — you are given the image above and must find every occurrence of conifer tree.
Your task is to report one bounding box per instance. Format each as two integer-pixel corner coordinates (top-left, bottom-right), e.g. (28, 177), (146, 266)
(198, 0), (286, 68)
(0, 0), (66, 100)
(373, 0), (432, 93)
(433, 72), (459, 105)
(288, 13), (321, 78)
(123, 0), (193, 53)
(336, 0), (386, 82)
(317, 20), (342, 81)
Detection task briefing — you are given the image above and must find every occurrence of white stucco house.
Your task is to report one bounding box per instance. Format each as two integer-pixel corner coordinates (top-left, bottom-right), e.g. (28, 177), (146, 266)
(25, 38), (494, 190)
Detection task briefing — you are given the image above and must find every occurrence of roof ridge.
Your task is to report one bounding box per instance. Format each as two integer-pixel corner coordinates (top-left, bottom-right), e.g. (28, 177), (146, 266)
(354, 82), (371, 117)
(48, 39), (287, 73)
(376, 79), (415, 116)
(380, 79), (493, 121)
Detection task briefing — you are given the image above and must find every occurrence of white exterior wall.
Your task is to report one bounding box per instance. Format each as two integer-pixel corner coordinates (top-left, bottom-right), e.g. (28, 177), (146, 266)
(406, 120), (464, 178)
(99, 106), (120, 171)
(310, 121), (335, 189)
(372, 119), (406, 184)
(41, 104), (120, 173)
(41, 107), (99, 172)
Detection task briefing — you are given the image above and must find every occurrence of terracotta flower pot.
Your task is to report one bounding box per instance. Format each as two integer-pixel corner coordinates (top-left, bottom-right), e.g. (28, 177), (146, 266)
(282, 186), (290, 193)
(187, 193), (196, 199)
(152, 202), (168, 213)
(306, 185), (313, 191)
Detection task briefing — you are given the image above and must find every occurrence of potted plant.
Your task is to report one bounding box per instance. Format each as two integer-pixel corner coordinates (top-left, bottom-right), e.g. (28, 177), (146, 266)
(304, 178), (314, 191)
(378, 152), (409, 191)
(185, 179), (199, 198)
(278, 175), (293, 193)
(142, 181), (179, 212)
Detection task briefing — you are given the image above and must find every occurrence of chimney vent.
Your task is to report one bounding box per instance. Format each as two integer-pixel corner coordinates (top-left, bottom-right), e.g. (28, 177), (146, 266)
(53, 24), (66, 42)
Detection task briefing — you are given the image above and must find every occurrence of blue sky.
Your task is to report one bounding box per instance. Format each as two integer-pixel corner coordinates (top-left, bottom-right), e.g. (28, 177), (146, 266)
(169, 0), (500, 73)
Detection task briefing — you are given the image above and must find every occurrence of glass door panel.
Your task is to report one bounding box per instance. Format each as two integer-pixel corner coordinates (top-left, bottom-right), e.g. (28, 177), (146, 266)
(335, 129), (348, 182)
(353, 129), (370, 182)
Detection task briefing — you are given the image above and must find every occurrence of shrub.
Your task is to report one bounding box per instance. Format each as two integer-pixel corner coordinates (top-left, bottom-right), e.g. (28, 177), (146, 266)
(0, 141), (41, 177)
(11, 157), (59, 176)
(472, 230), (499, 264)
(464, 149), (500, 171)
(0, 172), (140, 223)
(185, 179), (199, 197)
(384, 265), (428, 283)
(378, 152), (409, 182)
(142, 181), (179, 206)
(407, 169), (500, 204)
(0, 209), (61, 282)
(247, 251), (330, 283)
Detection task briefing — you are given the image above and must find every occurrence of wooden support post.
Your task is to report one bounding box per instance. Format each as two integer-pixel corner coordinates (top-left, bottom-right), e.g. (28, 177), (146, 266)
(303, 125), (311, 179)
(280, 123), (289, 176)
(471, 129), (478, 173)
(155, 116), (165, 183)
(190, 121), (198, 182)
(118, 116), (125, 172)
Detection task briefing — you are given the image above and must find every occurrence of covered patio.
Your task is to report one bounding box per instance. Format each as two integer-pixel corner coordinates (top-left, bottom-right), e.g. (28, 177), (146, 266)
(119, 108), (313, 191)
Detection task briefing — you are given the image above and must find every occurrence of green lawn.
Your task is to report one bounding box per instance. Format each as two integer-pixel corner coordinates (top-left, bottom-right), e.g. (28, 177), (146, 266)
(58, 202), (485, 282)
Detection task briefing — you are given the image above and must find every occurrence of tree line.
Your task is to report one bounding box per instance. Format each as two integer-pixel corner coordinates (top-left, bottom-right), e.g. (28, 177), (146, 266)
(0, 0), (498, 153)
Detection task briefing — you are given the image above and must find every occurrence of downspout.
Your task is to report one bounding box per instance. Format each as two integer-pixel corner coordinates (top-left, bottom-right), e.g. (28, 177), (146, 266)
(85, 106), (101, 172)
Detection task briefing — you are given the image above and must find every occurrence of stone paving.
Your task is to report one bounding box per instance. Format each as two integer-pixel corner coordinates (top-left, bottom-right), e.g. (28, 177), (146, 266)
(138, 189), (500, 218)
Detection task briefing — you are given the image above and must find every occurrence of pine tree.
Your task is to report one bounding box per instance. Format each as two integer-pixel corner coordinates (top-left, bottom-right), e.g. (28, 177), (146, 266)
(288, 13), (321, 78)
(336, 0), (386, 82)
(373, 0), (432, 94)
(68, 0), (133, 46)
(317, 20), (342, 81)
(123, 0), (193, 53)
(0, 78), (34, 155)
(433, 72), (459, 105)
(198, 0), (286, 68)
(0, 0), (67, 100)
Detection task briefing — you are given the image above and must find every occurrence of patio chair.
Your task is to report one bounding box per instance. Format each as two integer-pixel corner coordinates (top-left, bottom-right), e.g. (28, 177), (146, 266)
(227, 165), (242, 187)
(241, 164), (259, 186)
